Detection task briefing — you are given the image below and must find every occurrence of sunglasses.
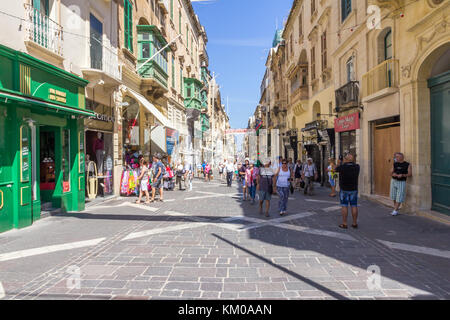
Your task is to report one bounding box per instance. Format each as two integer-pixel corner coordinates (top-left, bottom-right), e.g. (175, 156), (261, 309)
(282, 162), (287, 165)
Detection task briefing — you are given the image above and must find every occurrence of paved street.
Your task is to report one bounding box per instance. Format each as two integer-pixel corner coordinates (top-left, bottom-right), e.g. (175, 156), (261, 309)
(0, 177), (449, 300)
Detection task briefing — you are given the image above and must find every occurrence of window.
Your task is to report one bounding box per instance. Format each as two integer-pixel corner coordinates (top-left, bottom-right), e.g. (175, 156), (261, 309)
(124, 0), (133, 52)
(299, 13), (303, 37)
(186, 25), (189, 48)
(187, 86), (191, 98)
(321, 32), (327, 70)
(179, 11), (181, 34)
(170, 0), (173, 20)
(341, 0), (352, 22)
(180, 67), (183, 95)
(33, 0), (49, 15)
(311, 0), (316, 15)
(346, 56), (355, 82)
(137, 27), (168, 74)
(290, 34), (293, 56)
(172, 55), (175, 88)
(90, 14), (103, 70)
(311, 47), (316, 80)
(384, 30), (392, 60)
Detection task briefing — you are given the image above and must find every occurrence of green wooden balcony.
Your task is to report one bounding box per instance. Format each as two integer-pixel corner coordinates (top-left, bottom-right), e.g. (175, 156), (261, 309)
(183, 77), (203, 110)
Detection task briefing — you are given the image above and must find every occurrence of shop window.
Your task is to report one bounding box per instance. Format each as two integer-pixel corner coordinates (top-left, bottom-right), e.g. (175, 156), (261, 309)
(124, 0), (133, 52)
(20, 125), (31, 182)
(62, 129), (70, 192)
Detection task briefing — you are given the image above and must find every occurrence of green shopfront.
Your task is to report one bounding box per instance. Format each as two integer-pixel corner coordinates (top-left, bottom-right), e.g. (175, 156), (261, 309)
(0, 45), (94, 233)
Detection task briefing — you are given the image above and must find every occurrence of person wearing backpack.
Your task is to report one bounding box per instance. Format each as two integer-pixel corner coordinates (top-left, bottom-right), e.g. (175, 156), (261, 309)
(150, 153), (165, 202)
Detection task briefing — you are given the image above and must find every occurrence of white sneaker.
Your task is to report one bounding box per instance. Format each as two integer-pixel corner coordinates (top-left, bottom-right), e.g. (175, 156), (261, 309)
(391, 211), (398, 216)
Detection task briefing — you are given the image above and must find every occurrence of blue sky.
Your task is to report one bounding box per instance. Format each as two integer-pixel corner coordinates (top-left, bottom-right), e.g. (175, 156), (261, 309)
(192, 0), (293, 129)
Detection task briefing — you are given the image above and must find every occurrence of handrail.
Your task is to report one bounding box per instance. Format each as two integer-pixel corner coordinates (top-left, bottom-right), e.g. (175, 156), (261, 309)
(362, 59), (398, 97)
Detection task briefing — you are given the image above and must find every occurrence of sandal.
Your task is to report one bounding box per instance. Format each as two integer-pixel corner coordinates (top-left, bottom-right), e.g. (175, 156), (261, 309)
(351, 224), (358, 229)
(135, 200), (142, 204)
(339, 224), (348, 229)
(159, 199), (164, 202)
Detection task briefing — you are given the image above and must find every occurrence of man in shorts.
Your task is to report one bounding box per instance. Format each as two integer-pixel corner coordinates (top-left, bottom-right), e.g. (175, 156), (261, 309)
(150, 153), (165, 202)
(335, 154), (360, 229)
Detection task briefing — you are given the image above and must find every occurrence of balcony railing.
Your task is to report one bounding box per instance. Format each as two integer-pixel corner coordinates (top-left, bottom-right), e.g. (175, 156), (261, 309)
(90, 44), (122, 81)
(335, 81), (359, 108)
(25, 4), (63, 56)
(362, 59), (399, 97)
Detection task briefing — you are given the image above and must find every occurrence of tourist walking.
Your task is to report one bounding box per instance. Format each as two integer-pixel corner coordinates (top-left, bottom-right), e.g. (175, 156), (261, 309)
(335, 154), (360, 229)
(240, 159), (249, 199)
(136, 158), (150, 204)
(226, 160), (234, 187)
(302, 158), (318, 195)
(175, 161), (185, 190)
(327, 158), (337, 197)
(257, 158), (275, 217)
(183, 160), (193, 191)
(294, 160), (303, 190)
(150, 153), (165, 202)
(274, 159), (294, 216)
(245, 162), (256, 203)
(390, 152), (412, 216)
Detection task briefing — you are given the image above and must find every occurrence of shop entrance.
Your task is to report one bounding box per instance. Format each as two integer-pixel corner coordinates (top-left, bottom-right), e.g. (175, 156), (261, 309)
(85, 130), (114, 198)
(39, 126), (57, 210)
(373, 118), (400, 196)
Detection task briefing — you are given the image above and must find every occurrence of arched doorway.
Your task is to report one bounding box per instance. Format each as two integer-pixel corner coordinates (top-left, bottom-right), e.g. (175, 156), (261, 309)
(416, 42), (450, 214)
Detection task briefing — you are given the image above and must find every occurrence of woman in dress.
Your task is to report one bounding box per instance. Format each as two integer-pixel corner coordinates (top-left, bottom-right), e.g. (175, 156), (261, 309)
(136, 158), (150, 204)
(327, 158), (337, 197)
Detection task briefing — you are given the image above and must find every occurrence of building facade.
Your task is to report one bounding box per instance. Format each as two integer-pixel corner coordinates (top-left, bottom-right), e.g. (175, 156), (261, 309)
(255, 0), (449, 219)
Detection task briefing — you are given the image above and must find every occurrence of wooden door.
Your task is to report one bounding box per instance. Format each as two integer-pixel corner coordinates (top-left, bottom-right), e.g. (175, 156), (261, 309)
(373, 124), (400, 196)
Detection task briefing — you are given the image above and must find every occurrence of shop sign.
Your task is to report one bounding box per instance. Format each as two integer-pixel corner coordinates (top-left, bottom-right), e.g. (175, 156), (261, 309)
(334, 112), (360, 132)
(89, 112), (115, 123)
(166, 128), (179, 156)
(63, 181), (70, 193)
(49, 88), (67, 104)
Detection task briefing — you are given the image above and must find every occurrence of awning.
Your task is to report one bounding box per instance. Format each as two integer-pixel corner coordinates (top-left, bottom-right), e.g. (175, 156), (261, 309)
(125, 88), (170, 127)
(0, 91), (95, 117)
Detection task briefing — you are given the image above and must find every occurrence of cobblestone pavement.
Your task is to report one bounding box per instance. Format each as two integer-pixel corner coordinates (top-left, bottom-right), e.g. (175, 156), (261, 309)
(0, 176), (449, 300)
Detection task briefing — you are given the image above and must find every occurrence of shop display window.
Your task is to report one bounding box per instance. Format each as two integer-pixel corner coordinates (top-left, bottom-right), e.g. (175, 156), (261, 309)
(62, 129), (70, 192)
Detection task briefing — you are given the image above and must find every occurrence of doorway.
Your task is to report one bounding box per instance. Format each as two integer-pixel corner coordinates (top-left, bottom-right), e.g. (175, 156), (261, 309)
(39, 126), (56, 210)
(373, 118), (400, 196)
(429, 70), (450, 214)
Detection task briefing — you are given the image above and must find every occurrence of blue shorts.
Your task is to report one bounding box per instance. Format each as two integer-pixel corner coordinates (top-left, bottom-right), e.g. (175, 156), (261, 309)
(258, 190), (272, 201)
(340, 190), (358, 207)
(329, 177), (336, 187)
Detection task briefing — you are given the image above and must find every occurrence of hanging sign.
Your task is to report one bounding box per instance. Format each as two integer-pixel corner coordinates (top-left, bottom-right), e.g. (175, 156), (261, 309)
(334, 112), (360, 132)
(166, 128), (179, 156)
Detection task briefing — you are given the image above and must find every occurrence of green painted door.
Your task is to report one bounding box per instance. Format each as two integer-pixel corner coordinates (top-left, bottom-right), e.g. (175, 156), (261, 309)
(17, 123), (33, 228)
(429, 70), (450, 215)
(0, 105), (14, 232)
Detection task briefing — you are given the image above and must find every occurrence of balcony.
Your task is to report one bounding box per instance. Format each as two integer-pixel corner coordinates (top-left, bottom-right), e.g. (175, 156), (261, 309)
(335, 81), (359, 109)
(362, 59), (399, 99)
(24, 4), (63, 58)
(184, 77), (203, 111)
(82, 44), (122, 87)
(290, 86), (309, 105)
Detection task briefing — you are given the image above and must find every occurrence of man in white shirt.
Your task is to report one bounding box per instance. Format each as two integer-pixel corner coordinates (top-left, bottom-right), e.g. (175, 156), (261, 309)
(226, 160), (235, 187)
(302, 158), (318, 196)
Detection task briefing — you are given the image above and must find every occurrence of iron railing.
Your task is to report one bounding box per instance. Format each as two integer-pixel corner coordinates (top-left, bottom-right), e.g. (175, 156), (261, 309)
(335, 81), (359, 108)
(25, 4), (63, 56)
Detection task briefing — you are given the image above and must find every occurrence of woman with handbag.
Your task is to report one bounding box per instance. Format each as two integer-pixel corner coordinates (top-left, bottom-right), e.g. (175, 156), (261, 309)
(257, 158), (275, 217)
